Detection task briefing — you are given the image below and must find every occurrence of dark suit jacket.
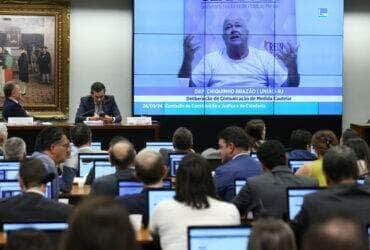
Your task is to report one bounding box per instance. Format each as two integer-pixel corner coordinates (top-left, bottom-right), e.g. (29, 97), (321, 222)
(232, 165), (318, 219)
(214, 154), (263, 201)
(0, 192), (74, 223)
(2, 98), (28, 121)
(294, 183), (370, 237)
(118, 189), (148, 225)
(90, 168), (136, 197)
(75, 95), (122, 123)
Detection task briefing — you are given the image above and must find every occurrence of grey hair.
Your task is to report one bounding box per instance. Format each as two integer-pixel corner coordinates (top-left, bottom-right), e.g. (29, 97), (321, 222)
(0, 123), (8, 139)
(4, 137), (26, 161)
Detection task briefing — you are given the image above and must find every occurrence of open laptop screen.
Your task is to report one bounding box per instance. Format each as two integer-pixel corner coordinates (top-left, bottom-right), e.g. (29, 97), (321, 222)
(287, 187), (319, 220)
(3, 222), (68, 232)
(146, 142), (173, 152)
(147, 189), (175, 221)
(94, 161), (115, 179)
(169, 153), (187, 177)
(188, 225), (251, 250)
(0, 161), (20, 181)
(234, 179), (246, 196)
(118, 180), (171, 197)
(78, 153), (109, 177)
(288, 160), (313, 174)
(0, 181), (52, 199)
(91, 142), (102, 151)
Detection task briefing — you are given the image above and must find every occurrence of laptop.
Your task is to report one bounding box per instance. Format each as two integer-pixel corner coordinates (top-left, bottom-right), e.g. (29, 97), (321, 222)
(3, 222), (68, 232)
(169, 152), (187, 177)
(118, 179), (171, 197)
(234, 179), (247, 196)
(357, 178), (365, 185)
(287, 187), (320, 220)
(288, 160), (314, 174)
(145, 142), (173, 152)
(0, 161), (20, 181)
(78, 153), (109, 177)
(188, 225), (251, 250)
(146, 188), (175, 221)
(0, 181), (52, 199)
(94, 161), (115, 179)
(91, 142), (102, 151)
(250, 153), (258, 161)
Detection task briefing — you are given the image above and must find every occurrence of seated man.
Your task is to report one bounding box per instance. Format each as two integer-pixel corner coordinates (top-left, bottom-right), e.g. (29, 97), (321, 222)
(2, 83), (28, 121)
(232, 140), (318, 219)
(287, 129), (317, 160)
(294, 145), (370, 238)
(0, 158), (74, 222)
(118, 149), (167, 225)
(90, 138), (136, 196)
(4, 137), (27, 161)
(30, 127), (75, 198)
(302, 214), (368, 250)
(64, 124), (104, 170)
(159, 127), (194, 166)
(75, 81), (122, 124)
(214, 126), (263, 201)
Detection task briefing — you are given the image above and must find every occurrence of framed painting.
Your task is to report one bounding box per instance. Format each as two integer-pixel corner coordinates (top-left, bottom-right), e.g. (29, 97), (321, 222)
(0, 0), (70, 120)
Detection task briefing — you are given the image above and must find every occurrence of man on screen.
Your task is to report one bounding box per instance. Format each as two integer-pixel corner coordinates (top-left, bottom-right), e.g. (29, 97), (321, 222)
(178, 14), (299, 87)
(75, 82), (122, 123)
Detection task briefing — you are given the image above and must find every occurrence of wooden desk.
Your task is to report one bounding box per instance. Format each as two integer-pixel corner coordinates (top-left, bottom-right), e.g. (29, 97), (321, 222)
(60, 185), (91, 198)
(0, 228), (152, 246)
(7, 122), (160, 153)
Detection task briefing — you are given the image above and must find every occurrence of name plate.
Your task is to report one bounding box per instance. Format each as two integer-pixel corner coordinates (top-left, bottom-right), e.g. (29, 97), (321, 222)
(83, 120), (104, 126)
(126, 117), (152, 125)
(8, 117), (34, 125)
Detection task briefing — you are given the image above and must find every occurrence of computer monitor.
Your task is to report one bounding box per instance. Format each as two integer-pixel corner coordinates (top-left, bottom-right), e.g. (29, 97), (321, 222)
(91, 142), (102, 151)
(188, 225), (251, 250)
(78, 153), (109, 177)
(118, 179), (171, 197)
(234, 179), (246, 196)
(147, 189), (175, 221)
(169, 153), (187, 177)
(3, 222), (68, 232)
(145, 142), (173, 152)
(357, 178), (365, 185)
(287, 187), (319, 220)
(250, 153), (258, 161)
(288, 160), (314, 174)
(0, 181), (52, 199)
(94, 161), (115, 179)
(0, 161), (20, 181)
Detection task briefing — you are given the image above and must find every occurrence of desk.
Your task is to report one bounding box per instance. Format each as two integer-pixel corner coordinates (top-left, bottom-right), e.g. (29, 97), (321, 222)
(7, 123), (160, 154)
(0, 228), (153, 246)
(59, 185), (91, 206)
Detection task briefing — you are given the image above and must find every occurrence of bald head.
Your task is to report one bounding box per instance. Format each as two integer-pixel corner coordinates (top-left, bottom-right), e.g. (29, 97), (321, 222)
(303, 215), (368, 250)
(135, 150), (165, 185)
(109, 140), (136, 170)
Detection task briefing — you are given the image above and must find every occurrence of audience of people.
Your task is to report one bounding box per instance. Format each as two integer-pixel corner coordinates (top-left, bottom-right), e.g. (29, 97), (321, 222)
(1, 125), (370, 250)
(214, 126), (262, 201)
(232, 140), (318, 219)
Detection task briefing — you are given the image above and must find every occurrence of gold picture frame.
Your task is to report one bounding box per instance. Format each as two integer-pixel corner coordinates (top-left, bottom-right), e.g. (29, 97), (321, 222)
(0, 0), (70, 120)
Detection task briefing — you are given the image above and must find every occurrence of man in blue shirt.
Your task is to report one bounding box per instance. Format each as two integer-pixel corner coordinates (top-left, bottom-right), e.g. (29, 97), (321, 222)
(214, 126), (263, 201)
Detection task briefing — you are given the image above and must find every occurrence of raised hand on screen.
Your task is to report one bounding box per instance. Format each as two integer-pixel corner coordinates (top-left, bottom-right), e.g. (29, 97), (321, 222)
(276, 42), (300, 87)
(178, 35), (200, 80)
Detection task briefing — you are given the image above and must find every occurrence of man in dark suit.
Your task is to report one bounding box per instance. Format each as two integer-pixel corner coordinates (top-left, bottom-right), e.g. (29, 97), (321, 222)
(294, 145), (370, 238)
(0, 158), (74, 223)
(118, 149), (167, 225)
(75, 81), (122, 123)
(214, 126), (263, 201)
(2, 83), (28, 121)
(90, 138), (136, 196)
(232, 140), (318, 219)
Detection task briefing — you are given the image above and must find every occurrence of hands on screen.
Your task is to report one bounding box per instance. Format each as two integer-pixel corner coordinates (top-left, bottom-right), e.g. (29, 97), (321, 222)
(276, 42), (300, 87)
(178, 35), (200, 86)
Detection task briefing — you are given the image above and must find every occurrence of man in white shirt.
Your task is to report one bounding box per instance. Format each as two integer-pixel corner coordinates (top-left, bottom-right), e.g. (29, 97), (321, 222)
(178, 14), (299, 87)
